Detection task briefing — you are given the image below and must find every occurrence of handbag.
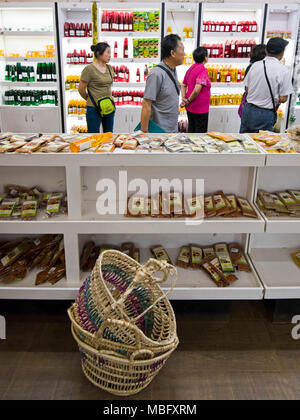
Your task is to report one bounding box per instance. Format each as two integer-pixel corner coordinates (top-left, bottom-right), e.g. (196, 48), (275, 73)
(263, 60), (278, 125)
(238, 91), (247, 118)
(87, 65), (115, 117)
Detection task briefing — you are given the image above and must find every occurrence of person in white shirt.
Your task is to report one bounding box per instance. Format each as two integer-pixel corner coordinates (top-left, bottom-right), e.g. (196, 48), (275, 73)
(240, 37), (294, 133)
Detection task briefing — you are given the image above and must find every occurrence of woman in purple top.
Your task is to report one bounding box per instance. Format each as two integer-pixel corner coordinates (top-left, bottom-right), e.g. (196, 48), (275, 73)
(181, 47), (211, 133)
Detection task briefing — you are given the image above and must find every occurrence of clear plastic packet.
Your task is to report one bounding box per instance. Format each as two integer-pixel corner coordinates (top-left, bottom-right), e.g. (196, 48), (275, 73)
(0, 198), (18, 219)
(21, 200), (38, 221)
(45, 193), (64, 218)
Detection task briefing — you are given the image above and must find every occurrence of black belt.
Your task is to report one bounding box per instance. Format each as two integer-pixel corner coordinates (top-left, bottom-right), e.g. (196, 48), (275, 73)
(248, 103), (274, 111)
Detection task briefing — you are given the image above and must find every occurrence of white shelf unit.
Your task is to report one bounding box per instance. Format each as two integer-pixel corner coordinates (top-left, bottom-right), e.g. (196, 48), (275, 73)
(98, 2), (162, 134)
(57, 2), (93, 134)
(265, 4), (300, 131)
(0, 3), (62, 133)
(1, 146), (300, 300)
(0, 148), (268, 300)
(199, 3), (264, 133)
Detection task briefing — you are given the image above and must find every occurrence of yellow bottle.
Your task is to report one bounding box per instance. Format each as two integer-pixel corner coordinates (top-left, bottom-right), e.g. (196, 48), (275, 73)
(167, 26), (172, 35)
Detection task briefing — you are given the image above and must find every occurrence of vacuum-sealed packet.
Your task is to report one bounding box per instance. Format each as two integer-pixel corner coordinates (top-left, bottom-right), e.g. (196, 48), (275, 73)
(214, 191), (230, 216)
(150, 245), (172, 265)
(200, 257), (227, 287)
(291, 250), (300, 268)
(127, 196), (150, 217)
(21, 200), (38, 220)
(0, 199), (18, 219)
(202, 246), (215, 259)
(189, 245), (203, 269)
(237, 197), (258, 218)
(176, 246), (190, 268)
(277, 191), (298, 211)
(204, 195), (216, 217)
(214, 243), (235, 273)
(185, 196), (204, 218)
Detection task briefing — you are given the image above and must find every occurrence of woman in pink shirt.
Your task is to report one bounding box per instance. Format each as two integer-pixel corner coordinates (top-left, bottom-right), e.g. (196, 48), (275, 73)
(181, 47), (211, 133)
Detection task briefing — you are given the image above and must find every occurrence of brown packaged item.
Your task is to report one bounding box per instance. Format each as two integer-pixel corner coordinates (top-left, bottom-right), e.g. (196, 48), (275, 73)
(214, 191), (230, 216)
(189, 245), (203, 269)
(200, 257), (227, 287)
(150, 245), (172, 265)
(150, 194), (161, 217)
(132, 248), (140, 263)
(277, 191), (298, 211)
(0, 240), (31, 270)
(224, 194), (240, 217)
(209, 256), (238, 285)
(291, 250), (300, 268)
(288, 190), (300, 207)
(270, 193), (288, 213)
(80, 241), (95, 270)
(228, 243), (242, 266)
(237, 197), (258, 218)
(121, 242), (135, 258)
(127, 196), (150, 217)
(202, 246), (215, 259)
(162, 192), (185, 217)
(185, 196), (204, 218)
(258, 190), (277, 210)
(214, 243), (235, 273)
(176, 246), (190, 268)
(236, 253), (251, 272)
(204, 195), (216, 218)
(48, 264), (66, 285)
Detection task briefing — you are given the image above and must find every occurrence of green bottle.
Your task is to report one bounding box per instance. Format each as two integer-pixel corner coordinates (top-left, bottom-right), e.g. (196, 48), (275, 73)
(52, 63), (56, 82)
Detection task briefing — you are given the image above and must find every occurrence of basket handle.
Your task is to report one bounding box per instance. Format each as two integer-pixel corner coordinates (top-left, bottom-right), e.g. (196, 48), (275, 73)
(130, 349), (154, 364)
(108, 258), (177, 322)
(95, 317), (142, 350)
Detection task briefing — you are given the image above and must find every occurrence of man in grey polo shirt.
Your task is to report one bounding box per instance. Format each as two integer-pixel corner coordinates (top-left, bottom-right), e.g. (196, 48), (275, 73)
(140, 34), (185, 133)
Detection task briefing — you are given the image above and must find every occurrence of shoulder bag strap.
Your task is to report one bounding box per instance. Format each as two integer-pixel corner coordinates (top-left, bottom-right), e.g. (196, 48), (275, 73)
(263, 60), (276, 114)
(106, 64), (113, 82)
(156, 64), (180, 96)
(87, 89), (98, 109)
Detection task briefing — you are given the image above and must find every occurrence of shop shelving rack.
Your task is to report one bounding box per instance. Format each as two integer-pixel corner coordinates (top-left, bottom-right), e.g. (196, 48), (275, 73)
(0, 2), (62, 133)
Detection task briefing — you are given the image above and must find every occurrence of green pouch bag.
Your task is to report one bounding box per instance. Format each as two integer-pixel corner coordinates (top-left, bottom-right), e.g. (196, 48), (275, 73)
(96, 96), (116, 117)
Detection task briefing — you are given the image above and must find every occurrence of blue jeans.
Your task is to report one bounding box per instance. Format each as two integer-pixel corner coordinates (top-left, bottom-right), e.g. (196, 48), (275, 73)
(240, 103), (275, 133)
(86, 106), (115, 133)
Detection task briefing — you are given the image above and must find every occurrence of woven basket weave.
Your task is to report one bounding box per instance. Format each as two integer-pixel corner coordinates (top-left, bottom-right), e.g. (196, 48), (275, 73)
(70, 250), (178, 356)
(69, 249), (179, 395)
(71, 323), (179, 396)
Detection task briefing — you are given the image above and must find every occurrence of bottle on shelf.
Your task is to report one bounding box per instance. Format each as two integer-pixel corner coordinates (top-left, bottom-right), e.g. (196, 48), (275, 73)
(114, 41), (118, 58)
(64, 22), (69, 37)
(167, 26), (172, 35)
(123, 38), (128, 59)
(136, 68), (140, 83)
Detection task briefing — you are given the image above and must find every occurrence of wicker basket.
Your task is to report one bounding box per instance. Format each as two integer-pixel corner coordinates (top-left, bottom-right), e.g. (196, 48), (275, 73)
(70, 250), (178, 356)
(71, 323), (179, 396)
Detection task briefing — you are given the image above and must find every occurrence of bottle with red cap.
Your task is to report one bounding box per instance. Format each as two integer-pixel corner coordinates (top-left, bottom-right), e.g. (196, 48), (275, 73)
(252, 20), (257, 32)
(64, 22), (69, 37)
(136, 68), (140, 83)
(125, 67), (130, 83)
(231, 21), (236, 32)
(124, 12), (129, 31)
(114, 41), (118, 58)
(119, 12), (124, 32)
(237, 21), (242, 32)
(224, 41), (230, 58)
(220, 21), (225, 32)
(123, 38), (128, 58)
(129, 12), (133, 31)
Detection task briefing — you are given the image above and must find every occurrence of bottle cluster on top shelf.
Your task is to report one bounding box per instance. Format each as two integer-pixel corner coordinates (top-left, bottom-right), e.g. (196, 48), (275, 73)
(133, 38), (159, 58)
(112, 90), (144, 106)
(64, 22), (92, 38)
(204, 40), (256, 59)
(101, 10), (159, 32)
(206, 65), (245, 83)
(202, 20), (258, 33)
(4, 62), (56, 82)
(66, 50), (94, 65)
(4, 90), (58, 106)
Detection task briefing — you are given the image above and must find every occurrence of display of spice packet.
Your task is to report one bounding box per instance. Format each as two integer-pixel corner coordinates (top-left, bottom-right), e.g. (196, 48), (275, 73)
(191, 145), (205, 153)
(204, 145), (219, 153)
(0, 199), (17, 219)
(21, 200), (37, 220)
(227, 141), (244, 153)
(242, 139), (260, 153)
(45, 194), (63, 217)
(150, 245), (172, 265)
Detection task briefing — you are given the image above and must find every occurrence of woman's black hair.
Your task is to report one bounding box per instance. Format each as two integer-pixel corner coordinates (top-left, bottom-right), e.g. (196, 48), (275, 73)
(250, 44), (266, 63)
(161, 34), (181, 59)
(91, 42), (110, 58)
(193, 46), (208, 63)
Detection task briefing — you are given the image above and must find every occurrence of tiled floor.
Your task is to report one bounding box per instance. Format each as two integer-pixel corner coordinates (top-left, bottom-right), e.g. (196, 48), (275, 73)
(0, 300), (300, 400)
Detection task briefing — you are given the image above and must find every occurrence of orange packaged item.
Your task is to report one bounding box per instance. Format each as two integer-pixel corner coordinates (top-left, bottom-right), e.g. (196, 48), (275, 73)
(207, 132), (235, 142)
(237, 197), (258, 218)
(70, 136), (94, 153)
